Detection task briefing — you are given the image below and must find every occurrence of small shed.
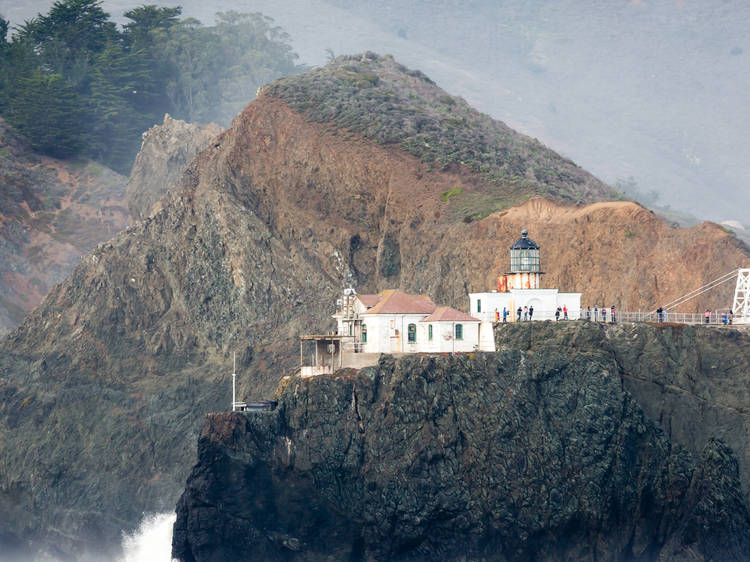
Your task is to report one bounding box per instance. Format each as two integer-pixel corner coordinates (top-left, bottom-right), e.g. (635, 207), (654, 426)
(299, 334), (349, 377)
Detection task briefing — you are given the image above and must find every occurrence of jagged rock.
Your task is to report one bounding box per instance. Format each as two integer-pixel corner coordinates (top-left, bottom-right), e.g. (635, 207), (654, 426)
(172, 344), (750, 561)
(126, 114), (222, 222)
(496, 321), (750, 494)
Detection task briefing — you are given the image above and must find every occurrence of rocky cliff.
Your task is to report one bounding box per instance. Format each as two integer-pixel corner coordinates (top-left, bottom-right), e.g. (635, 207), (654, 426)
(0, 117), (130, 335)
(1, 55), (749, 558)
(126, 115), (222, 222)
(172, 322), (750, 561)
(498, 322), (750, 495)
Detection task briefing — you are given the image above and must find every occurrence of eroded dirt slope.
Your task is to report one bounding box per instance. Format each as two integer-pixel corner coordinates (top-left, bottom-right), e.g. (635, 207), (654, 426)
(0, 118), (130, 335)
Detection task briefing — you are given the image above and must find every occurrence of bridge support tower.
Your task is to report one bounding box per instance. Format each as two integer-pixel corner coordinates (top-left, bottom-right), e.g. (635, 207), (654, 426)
(732, 269), (750, 324)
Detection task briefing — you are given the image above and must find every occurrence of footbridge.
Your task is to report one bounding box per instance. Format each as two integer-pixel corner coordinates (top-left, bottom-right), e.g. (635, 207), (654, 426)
(594, 268), (750, 326)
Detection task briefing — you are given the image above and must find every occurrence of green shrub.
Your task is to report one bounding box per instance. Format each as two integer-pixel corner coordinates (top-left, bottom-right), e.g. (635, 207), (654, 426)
(440, 187), (463, 202)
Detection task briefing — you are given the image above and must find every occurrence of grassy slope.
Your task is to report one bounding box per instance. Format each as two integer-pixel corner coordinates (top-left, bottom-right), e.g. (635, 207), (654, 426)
(266, 53), (621, 220)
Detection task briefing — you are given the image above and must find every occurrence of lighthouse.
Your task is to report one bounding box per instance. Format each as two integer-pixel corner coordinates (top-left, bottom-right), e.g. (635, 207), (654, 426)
(499, 229), (544, 291)
(470, 229), (581, 322)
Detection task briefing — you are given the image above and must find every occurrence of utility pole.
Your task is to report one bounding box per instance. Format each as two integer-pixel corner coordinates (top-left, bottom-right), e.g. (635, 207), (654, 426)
(232, 351), (236, 412)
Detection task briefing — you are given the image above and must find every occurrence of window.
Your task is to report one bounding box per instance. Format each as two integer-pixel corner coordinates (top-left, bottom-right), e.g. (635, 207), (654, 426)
(428, 324), (433, 341)
(455, 324), (463, 340)
(361, 324), (367, 343)
(408, 323), (417, 343)
(477, 299), (481, 313)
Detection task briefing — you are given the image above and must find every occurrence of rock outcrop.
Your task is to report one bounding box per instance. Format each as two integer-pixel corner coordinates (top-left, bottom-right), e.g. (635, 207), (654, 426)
(172, 323), (750, 561)
(499, 321), (750, 494)
(0, 117), (130, 335)
(1, 55), (749, 558)
(126, 114), (222, 222)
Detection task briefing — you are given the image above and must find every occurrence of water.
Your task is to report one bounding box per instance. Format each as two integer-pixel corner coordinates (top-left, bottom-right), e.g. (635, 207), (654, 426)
(120, 512), (176, 562)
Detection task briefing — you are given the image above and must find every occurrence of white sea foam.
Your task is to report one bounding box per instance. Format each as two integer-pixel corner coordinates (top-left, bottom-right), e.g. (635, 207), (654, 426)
(120, 512), (177, 562)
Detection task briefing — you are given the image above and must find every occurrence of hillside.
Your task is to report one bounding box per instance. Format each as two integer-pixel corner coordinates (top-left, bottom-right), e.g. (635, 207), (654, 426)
(0, 117), (130, 335)
(268, 53), (619, 216)
(5, 1), (750, 223)
(0, 55), (749, 558)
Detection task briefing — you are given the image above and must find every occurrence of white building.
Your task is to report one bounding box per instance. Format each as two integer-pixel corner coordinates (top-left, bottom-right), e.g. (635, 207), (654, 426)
(418, 306), (483, 353)
(470, 230), (581, 322)
(333, 289), (493, 354)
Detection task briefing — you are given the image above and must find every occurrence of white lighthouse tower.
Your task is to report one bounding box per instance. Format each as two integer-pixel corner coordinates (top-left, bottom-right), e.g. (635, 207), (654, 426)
(469, 229), (582, 322)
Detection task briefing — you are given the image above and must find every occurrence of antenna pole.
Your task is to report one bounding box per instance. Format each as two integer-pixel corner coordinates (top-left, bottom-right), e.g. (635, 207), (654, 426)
(232, 352), (236, 412)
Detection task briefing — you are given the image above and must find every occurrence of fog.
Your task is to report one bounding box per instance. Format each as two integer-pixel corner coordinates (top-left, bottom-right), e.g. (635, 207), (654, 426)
(2, 0), (748, 223)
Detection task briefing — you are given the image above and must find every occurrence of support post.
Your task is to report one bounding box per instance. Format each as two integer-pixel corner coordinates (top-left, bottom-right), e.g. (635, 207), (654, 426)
(732, 269), (750, 324)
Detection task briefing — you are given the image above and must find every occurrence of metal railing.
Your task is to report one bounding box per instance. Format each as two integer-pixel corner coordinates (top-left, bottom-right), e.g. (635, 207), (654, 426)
(492, 309), (742, 326)
(611, 310), (738, 325)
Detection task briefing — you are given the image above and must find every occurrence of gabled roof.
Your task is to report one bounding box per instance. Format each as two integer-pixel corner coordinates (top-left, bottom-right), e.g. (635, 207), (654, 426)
(420, 306), (480, 323)
(364, 290), (436, 315)
(357, 294), (381, 308)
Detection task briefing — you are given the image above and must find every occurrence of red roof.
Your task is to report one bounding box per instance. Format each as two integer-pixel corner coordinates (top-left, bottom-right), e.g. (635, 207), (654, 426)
(420, 306), (479, 323)
(364, 290), (436, 315)
(357, 294), (381, 308)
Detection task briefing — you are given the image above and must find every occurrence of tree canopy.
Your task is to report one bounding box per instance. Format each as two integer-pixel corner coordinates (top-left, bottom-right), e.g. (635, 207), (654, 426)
(0, 1), (302, 173)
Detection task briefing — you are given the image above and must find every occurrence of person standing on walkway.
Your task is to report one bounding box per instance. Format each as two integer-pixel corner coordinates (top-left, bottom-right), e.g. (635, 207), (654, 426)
(657, 307), (663, 323)
(502, 307), (508, 323)
(705, 309), (711, 324)
(664, 309), (668, 322)
(722, 312), (728, 325)
(586, 307), (591, 321)
(529, 305), (534, 321)
(729, 310), (733, 324)
(495, 308), (500, 323)
(517, 306), (522, 322)
(555, 307), (560, 321)
(523, 306), (528, 321)
(602, 308), (607, 323)
(594, 306), (599, 321)
(611, 305), (616, 323)
(563, 305), (568, 320)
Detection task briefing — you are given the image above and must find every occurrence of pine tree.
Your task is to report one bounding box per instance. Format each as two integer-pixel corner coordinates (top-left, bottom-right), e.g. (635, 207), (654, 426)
(7, 69), (89, 157)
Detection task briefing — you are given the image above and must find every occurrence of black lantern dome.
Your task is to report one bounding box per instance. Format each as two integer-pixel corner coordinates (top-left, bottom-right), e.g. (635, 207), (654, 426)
(509, 229), (541, 273)
(510, 229), (539, 251)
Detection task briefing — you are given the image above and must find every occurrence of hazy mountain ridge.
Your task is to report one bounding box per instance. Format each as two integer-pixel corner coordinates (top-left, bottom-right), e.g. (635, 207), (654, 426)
(320, 0), (750, 223)
(4, 0), (747, 222)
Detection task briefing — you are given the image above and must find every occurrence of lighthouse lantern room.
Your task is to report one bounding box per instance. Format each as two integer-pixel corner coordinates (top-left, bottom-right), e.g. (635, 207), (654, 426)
(500, 229), (544, 291)
(471, 229), (582, 322)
